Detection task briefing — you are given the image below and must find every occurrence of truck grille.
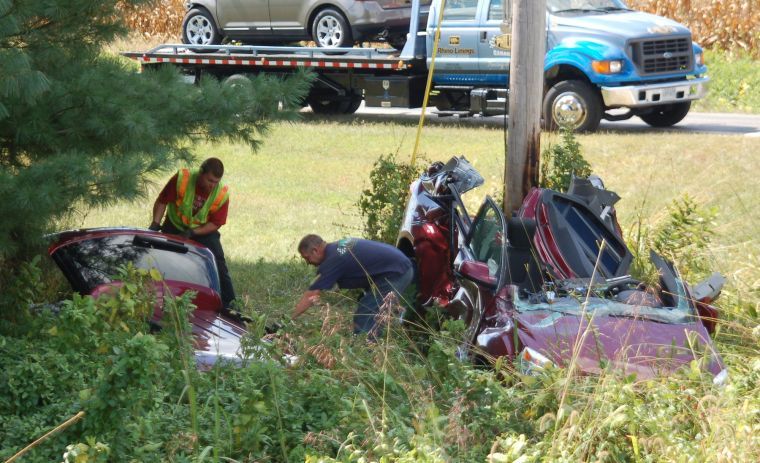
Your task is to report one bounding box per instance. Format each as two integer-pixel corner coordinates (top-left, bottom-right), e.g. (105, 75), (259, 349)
(630, 36), (693, 76)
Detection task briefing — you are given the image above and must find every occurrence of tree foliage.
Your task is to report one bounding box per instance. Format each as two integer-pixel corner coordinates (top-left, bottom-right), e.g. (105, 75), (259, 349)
(0, 0), (311, 262)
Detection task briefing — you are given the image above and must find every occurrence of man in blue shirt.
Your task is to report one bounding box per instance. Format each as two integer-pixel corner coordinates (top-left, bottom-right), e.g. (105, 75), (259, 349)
(293, 234), (414, 336)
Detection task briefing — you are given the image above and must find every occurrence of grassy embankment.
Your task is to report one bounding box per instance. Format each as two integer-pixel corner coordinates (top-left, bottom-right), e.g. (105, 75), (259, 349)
(72, 121), (759, 322)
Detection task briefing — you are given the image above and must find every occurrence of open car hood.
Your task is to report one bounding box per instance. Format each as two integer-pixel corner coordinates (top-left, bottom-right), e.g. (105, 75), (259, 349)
(49, 227), (246, 367)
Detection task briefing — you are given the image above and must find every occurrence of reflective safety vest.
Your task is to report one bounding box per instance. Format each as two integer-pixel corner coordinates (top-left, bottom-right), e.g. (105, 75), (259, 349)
(167, 168), (229, 231)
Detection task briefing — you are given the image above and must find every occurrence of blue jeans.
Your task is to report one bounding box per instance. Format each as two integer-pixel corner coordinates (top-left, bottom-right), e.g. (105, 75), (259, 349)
(354, 267), (414, 336)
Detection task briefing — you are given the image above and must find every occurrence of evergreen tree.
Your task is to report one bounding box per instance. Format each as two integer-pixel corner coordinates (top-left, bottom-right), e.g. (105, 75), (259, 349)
(0, 0), (311, 262)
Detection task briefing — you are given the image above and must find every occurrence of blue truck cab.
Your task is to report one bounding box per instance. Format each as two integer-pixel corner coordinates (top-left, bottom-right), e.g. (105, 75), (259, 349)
(423, 0), (708, 131)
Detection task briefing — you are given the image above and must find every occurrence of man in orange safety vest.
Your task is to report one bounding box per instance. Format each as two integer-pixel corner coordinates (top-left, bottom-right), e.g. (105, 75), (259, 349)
(150, 157), (236, 309)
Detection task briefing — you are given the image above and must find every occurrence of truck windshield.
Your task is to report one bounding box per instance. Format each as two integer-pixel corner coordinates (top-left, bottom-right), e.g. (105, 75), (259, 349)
(547, 0), (630, 14)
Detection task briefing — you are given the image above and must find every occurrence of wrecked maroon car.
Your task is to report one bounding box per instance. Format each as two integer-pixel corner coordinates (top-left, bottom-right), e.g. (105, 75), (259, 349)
(48, 227), (247, 369)
(397, 157), (727, 383)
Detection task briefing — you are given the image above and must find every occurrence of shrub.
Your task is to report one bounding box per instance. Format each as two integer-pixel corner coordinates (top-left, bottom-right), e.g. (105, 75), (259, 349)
(539, 128), (592, 192)
(357, 153), (421, 244)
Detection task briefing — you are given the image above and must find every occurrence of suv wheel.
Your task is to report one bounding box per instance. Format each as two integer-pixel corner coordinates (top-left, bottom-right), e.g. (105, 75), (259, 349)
(181, 8), (221, 46)
(312, 8), (352, 48)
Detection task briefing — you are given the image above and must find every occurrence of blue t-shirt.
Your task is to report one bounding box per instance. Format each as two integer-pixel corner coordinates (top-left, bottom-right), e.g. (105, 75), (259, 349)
(309, 238), (412, 291)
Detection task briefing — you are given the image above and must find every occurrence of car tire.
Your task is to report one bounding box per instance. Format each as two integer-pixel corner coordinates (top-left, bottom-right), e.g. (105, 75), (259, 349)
(639, 102), (691, 127)
(312, 8), (352, 48)
(542, 79), (602, 132)
(181, 8), (222, 49)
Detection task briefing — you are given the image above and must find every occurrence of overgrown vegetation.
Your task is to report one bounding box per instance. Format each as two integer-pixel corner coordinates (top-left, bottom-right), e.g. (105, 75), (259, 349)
(539, 128), (592, 192)
(357, 152), (421, 245)
(694, 49), (760, 113)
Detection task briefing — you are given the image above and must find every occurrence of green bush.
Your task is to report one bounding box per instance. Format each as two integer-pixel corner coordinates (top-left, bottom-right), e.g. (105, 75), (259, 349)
(696, 49), (760, 113)
(357, 153), (421, 244)
(539, 128), (592, 192)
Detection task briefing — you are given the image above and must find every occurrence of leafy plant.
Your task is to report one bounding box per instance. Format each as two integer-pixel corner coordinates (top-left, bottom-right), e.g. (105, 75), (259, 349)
(539, 128), (592, 192)
(357, 153), (421, 244)
(628, 194), (717, 282)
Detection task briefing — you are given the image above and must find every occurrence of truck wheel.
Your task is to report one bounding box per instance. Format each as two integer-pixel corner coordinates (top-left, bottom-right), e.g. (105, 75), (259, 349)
(639, 102), (691, 127)
(312, 8), (352, 48)
(343, 95), (363, 114)
(388, 34), (407, 51)
(308, 96), (346, 114)
(543, 80), (602, 132)
(181, 8), (221, 47)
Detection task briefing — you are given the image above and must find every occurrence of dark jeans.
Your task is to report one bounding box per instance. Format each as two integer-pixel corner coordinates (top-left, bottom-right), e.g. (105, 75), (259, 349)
(161, 221), (236, 309)
(354, 267), (414, 336)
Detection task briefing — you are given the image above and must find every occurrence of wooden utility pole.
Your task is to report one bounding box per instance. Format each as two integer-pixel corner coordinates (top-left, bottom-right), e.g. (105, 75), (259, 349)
(503, 0), (547, 214)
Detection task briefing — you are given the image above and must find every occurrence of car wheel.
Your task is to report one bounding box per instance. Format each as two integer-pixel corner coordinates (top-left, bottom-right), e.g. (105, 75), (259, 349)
(639, 102), (691, 127)
(312, 8), (352, 48)
(181, 8), (221, 47)
(542, 79), (602, 132)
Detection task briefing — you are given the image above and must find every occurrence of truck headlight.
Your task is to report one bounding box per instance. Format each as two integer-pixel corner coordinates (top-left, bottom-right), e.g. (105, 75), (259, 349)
(592, 60), (623, 74)
(695, 52), (704, 66)
(518, 347), (555, 375)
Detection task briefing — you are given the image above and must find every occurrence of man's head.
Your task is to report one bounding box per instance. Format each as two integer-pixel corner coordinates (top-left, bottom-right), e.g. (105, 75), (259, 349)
(198, 157), (224, 193)
(298, 234), (326, 266)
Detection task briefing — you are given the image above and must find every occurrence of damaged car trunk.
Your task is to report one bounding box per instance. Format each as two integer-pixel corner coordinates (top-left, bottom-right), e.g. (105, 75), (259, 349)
(48, 228), (247, 369)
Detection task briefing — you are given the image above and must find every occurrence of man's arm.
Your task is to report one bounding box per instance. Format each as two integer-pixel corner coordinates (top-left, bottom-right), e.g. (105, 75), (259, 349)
(292, 290), (321, 320)
(151, 199), (167, 229)
(190, 222), (220, 236)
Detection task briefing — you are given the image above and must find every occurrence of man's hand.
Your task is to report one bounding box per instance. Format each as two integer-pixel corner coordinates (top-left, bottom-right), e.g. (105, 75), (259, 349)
(148, 221), (161, 231)
(180, 229), (194, 239)
(292, 290), (321, 320)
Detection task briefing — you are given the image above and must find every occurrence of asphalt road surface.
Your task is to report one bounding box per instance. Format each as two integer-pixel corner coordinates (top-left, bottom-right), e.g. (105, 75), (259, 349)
(311, 103), (760, 137)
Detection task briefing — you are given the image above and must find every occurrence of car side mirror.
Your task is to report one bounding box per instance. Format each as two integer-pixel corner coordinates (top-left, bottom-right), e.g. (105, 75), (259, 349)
(457, 260), (497, 288)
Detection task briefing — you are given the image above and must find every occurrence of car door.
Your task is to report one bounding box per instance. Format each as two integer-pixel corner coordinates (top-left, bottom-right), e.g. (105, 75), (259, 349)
(216, 0), (272, 36)
(452, 197), (508, 350)
(269, 0), (310, 38)
(466, 197), (508, 290)
(427, 0), (483, 83)
(477, 0), (512, 85)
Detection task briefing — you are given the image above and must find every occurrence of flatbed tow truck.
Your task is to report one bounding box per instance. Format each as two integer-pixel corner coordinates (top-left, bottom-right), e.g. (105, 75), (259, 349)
(123, 0), (710, 131)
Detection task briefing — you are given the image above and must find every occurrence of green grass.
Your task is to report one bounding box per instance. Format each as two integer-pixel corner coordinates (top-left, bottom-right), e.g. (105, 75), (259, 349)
(696, 49), (760, 113)
(74, 118), (759, 320)
(28, 118), (760, 462)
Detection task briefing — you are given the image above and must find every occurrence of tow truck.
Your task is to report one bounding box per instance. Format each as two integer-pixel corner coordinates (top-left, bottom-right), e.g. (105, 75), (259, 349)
(123, 0), (709, 131)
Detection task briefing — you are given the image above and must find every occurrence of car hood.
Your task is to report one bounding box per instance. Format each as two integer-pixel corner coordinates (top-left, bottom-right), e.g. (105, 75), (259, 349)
(513, 303), (723, 379)
(550, 11), (691, 41)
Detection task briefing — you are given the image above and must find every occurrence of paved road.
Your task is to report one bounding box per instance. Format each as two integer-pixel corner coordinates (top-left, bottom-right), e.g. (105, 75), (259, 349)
(312, 104), (760, 136)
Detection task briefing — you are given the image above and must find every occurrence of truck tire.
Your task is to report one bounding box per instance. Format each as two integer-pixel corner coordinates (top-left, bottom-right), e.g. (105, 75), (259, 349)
(312, 8), (352, 48)
(181, 8), (221, 48)
(639, 102), (691, 127)
(543, 80), (602, 132)
(308, 94), (361, 115)
(388, 34), (407, 51)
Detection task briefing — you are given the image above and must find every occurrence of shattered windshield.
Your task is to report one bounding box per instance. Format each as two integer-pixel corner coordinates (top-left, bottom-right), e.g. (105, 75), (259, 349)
(423, 156), (485, 195)
(514, 280), (696, 325)
(547, 0), (630, 14)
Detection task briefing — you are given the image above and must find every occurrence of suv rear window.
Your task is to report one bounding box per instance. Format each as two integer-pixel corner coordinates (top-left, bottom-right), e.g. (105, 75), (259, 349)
(54, 235), (219, 292)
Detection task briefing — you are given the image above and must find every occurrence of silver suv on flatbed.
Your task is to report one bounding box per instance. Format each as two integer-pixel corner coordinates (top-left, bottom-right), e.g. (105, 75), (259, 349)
(181, 0), (430, 49)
